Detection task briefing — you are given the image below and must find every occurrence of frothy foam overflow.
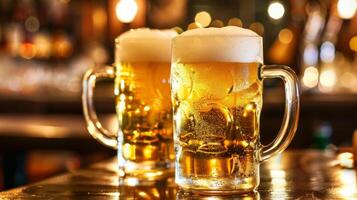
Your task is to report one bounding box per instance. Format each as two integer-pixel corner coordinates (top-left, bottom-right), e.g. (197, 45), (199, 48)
(173, 26), (263, 63)
(115, 28), (178, 62)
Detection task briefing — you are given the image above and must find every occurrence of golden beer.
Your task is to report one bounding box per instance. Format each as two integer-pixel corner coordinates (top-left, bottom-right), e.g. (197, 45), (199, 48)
(171, 26), (299, 194)
(172, 62), (262, 191)
(115, 62), (174, 164)
(111, 29), (177, 176)
(82, 29), (178, 177)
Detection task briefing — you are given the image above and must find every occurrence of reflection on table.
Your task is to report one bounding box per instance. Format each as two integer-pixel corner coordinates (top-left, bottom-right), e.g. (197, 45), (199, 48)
(0, 150), (356, 199)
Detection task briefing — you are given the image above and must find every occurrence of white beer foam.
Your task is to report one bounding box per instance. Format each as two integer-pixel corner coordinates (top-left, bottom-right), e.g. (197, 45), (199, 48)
(115, 28), (178, 62)
(173, 26), (263, 63)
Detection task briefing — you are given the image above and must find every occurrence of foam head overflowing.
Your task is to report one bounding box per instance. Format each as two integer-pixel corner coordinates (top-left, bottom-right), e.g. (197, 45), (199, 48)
(173, 26), (263, 63)
(116, 28), (178, 62)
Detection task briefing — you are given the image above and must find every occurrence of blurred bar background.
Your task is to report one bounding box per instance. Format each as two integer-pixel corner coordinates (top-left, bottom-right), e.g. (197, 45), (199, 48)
(0, 0), (356, 191)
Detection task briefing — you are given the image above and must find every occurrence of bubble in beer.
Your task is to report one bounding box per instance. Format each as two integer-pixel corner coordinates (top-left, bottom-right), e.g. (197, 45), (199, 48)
(189, 62), (234, 100)
(171, 63), (193, 101)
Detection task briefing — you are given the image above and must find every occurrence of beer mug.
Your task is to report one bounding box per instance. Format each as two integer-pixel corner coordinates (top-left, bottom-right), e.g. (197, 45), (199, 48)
(82, 29), (177, 178)
(171, 26), (299, 193)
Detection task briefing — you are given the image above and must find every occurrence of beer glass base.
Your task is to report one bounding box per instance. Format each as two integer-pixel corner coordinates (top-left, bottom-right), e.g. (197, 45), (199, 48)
(121, 160), (173, 180)
(176, 176), (258, 194)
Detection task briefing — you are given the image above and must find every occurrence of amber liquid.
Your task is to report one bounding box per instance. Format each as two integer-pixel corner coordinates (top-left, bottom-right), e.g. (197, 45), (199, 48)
(171, 62), (262, 192)
(114, 62), (174, 175)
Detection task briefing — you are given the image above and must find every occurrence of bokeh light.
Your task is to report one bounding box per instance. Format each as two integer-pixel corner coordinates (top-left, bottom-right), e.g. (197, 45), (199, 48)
(194, 11), (211, 27)
(20, 43), (37, 59)
(320, 41), (335, 63)
(6, 25), (23, 56)
(320, 69), (337, 88)
(89, 44), (108, 64)
(210, 19), (224, 27)
(302, 66), (319, 88)
(341, 72), (357, 89)
(93, 7), (107, 31)
(115, 0), (138, 23)
(337, 152), (354, 168)
(228, 17), (243, 27)
(249, 22), (264, 36)
(268, 2), (285, 20)
(33, 33), (51, 59)
(337, 169), (357, 197)
(337, 0), (357, 19)
(25, 16), (40, 33)
(187, 22), (200, 30)
(278, 28), (293, 44)
(173, 26), (184, 34)
(303, 44), (318, 66)
(52, 34), (73, 59)
(349, 36), (357, 52)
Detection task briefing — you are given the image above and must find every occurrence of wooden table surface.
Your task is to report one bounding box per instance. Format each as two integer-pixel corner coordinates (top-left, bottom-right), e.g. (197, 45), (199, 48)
(0, 150), (356, 199)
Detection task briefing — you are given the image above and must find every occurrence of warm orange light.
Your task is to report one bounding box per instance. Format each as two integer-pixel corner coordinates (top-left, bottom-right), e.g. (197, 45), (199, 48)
(349, 36), (357, 52)
(93, 7), (107, 32)
(210, 20), (224, 28)
(53, 35), (73, 58)
(278, 29), (293, 44)
(341, 72), (357, 89)
(228, 18), (243, 27)
(20, 43), (37, 59)
(173, 27), (184, 34)
(249, 22), (264, 36)
(33, 33), (51, 58)
(187, 22), (200, 30)
(7, 26), (23, 56)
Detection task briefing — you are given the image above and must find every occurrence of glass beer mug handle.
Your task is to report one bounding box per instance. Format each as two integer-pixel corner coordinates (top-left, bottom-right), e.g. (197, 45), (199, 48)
(82, 66), (117, 149)
(259, 65), (300, 162)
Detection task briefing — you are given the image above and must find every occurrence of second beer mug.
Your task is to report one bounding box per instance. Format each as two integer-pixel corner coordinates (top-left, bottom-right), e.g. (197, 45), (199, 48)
(82, 29), (177, 178)
(171, 26), (300, 193)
